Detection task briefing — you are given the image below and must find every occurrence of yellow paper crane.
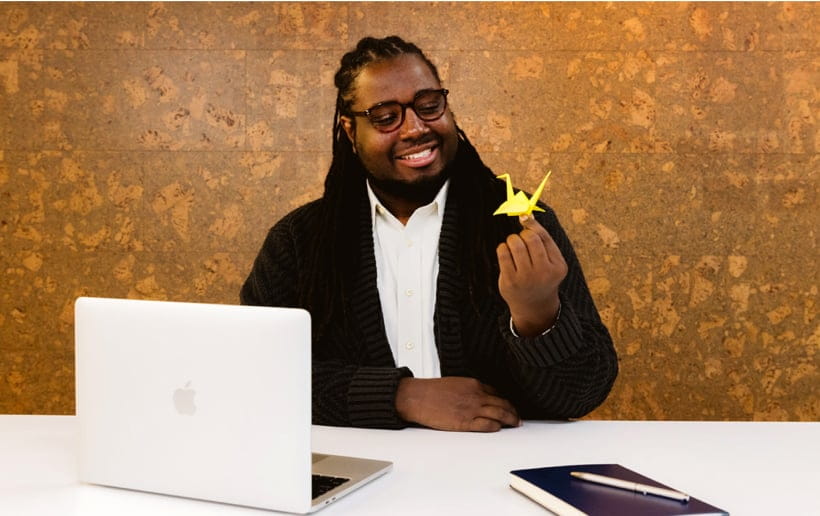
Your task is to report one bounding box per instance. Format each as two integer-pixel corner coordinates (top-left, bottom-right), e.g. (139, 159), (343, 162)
(493, 171), (552, 216)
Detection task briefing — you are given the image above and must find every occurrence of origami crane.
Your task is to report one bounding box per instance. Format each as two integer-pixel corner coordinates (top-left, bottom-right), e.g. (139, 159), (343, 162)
(493, 171), (552, 216)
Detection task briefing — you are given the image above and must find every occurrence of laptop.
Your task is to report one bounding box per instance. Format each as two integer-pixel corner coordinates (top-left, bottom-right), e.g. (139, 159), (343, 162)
(74, 297), (392, 513)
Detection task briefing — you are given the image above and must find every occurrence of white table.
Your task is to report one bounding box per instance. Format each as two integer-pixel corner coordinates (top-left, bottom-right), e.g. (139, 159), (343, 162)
(1, 416), (818, 515)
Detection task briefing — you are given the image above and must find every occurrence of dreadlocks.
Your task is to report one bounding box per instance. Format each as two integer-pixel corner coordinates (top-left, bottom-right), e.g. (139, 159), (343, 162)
(300, 36), (520, 338)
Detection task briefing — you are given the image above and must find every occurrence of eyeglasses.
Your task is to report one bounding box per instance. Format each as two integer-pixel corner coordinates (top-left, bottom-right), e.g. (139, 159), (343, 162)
(348, 89), (449, 133)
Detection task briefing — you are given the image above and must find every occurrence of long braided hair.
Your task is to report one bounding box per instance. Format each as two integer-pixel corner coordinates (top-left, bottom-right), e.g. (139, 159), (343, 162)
(301, 36), (520, 338)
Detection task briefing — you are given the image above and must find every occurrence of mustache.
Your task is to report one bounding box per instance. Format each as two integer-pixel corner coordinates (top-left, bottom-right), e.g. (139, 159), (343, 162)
(393, 134), (440, 155)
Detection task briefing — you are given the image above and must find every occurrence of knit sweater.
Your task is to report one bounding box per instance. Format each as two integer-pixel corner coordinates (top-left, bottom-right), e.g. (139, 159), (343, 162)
(240, 188), (618, 429)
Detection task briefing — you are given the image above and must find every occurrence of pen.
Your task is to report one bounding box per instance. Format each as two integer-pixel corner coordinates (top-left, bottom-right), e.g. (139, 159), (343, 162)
(570, 471), (690, 503)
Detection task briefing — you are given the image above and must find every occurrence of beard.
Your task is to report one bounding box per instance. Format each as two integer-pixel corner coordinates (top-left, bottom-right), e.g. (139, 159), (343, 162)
(363, 165), (451, 205)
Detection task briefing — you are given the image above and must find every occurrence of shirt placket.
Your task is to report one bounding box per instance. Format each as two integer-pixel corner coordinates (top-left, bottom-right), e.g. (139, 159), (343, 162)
(396, 227), (424, 377)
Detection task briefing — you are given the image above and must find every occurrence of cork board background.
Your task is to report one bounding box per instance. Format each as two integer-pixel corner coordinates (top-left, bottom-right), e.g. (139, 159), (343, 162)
(1, 2), (817, 420)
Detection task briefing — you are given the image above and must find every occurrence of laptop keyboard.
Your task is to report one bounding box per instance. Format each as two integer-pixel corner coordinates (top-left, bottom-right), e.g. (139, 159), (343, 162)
(312, 474), (350, 499)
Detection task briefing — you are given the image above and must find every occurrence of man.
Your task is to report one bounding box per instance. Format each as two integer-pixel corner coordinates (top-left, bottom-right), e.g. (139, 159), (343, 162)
(241, 36), (618, 432)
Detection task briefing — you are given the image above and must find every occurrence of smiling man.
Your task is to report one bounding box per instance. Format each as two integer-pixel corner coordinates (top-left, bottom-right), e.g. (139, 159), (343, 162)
(241, 36), (618, 432)
(341, 54), (458, 224)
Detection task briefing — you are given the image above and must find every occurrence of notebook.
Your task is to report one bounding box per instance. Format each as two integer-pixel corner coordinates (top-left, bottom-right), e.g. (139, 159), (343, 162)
(510, 464), (728, 515)
(75, 297), (392, 513)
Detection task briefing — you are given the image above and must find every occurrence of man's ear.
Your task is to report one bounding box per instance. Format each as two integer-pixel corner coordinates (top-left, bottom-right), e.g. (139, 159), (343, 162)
(340, 116), (356, 154)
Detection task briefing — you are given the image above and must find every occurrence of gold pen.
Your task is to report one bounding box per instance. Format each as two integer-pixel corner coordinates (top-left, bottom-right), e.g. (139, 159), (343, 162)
(570, 471), (690, 503)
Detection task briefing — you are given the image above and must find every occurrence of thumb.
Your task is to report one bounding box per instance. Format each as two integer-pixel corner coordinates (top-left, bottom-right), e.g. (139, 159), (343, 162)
(518, 213), (550, 247)
(518, 213), (537, 227)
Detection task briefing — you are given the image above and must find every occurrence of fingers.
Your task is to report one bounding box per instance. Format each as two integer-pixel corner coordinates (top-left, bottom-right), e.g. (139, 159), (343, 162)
(498, 216), (552, 272)
(482, 393), (519, 416)
(468, 402), (520, 432)
(521, 216), (568, 277)
(499, 215), (566, 283)
(477, 384), (520, 428)
(496, 241), (516, 275)
(470, 418), (502, 432)
(480, 402), (520, 427)
(519, 214), (549, 246)
(528, 218), (564, 269)
(467, 412), (517, 433)
(519, 214), (559, 264)
(497, 233), (540, 274)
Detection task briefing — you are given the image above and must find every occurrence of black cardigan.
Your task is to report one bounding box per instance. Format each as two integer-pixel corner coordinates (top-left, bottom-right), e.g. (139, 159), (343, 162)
(241, 190), (618, 428)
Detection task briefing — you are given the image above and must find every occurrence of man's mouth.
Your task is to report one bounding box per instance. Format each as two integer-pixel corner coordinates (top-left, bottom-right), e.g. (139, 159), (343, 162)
(401, 148), (432, 159)
(395, 145), (438, 168)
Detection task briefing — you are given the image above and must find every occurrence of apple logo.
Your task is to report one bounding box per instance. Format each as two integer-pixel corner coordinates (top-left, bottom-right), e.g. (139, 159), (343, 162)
(173, 381), (197, 415)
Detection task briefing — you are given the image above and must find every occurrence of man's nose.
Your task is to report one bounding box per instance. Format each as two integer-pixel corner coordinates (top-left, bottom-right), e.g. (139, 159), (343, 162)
(398, 106), (428, 138)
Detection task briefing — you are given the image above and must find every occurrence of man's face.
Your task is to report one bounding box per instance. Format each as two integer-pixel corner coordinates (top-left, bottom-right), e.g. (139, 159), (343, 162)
(341, 54), (459, 202)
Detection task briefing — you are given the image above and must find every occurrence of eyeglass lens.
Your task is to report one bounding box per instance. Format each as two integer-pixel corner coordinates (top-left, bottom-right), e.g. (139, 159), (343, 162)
(368, 90), (447, 132)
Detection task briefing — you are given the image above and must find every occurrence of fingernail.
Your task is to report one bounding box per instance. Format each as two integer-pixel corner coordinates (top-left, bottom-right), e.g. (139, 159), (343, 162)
(519, 214), (530, 223)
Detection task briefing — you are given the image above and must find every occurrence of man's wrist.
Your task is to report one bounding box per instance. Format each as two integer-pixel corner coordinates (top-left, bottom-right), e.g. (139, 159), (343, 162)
(510, 301), (562, 338)
(395, 377), (421, 423)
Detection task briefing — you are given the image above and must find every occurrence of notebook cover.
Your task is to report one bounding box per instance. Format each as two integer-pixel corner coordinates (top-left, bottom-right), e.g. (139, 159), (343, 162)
(510, 464), (729, 516)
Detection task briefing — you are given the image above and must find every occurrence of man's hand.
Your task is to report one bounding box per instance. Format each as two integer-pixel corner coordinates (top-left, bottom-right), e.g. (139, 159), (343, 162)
(496, 214), (567, 337)
(395, 377), (520, 432)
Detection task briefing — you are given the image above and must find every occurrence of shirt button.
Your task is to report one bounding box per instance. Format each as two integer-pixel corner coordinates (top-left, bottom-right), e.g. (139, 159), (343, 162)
(405, 341), (415, 350)
(405, 289), (414, 297)
(406, 240), (414, 248)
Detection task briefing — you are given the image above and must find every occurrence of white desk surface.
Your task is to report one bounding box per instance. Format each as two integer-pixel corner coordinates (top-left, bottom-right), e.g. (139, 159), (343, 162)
(1, 415), (818, 515)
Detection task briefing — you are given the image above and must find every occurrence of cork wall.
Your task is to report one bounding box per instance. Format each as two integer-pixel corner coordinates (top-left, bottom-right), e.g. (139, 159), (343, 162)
(1, 2), (817, 420)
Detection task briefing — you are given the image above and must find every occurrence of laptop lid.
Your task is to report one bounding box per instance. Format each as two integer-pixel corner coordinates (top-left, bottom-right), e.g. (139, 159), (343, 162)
(75, 297), (314, 513)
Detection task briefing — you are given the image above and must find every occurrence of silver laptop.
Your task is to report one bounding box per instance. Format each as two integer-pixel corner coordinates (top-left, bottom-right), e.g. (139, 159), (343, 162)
(75, 297), (392, 513)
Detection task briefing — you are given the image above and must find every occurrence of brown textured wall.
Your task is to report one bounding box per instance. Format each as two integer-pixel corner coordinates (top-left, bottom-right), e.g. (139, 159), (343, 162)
(0, 2), (817, 420)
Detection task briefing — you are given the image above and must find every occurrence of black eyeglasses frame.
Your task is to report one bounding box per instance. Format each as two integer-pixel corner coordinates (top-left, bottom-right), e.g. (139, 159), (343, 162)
(348, 88), (449, 133)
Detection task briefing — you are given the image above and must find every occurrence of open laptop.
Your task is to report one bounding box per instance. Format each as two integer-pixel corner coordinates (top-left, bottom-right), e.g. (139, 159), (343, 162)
(74, 297), (392, 513)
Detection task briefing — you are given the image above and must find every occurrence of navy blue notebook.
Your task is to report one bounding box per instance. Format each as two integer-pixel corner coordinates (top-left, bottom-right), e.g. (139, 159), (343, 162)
(510, 464), (728, 515)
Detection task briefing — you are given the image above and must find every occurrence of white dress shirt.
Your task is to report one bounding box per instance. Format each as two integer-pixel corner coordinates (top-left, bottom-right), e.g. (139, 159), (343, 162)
(366, 180), (449, 378)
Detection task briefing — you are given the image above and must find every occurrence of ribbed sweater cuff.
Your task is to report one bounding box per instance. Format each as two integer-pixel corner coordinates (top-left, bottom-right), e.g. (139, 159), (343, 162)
(501, 300), (586, 367)
(347, 366), (413, 429)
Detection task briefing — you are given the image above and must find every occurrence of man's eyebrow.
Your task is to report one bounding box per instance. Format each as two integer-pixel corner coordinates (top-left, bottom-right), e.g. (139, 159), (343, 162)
(364, 88), (441, 108)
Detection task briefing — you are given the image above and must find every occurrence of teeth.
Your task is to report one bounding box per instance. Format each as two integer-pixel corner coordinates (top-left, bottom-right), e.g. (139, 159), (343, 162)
(400, 148), (432, 160)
